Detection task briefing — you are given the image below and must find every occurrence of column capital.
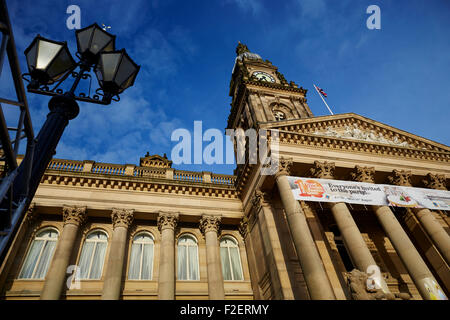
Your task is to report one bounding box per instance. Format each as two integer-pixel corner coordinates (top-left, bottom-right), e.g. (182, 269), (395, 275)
(423, 173), (447, 190)
(351, 166), (375, 183)
(274, 157), (293, 179)
(25, 203), (37, 225)
(238, 216), (249, 239)
(199, 215), (221, 235)
(251, 190), (271, 212)
(388, 169), (412, 186)
(310, 160), (335, 179)
(62, 205), (87, 226)
(157, 211), (179, 232)
(111, 208), (134, 229)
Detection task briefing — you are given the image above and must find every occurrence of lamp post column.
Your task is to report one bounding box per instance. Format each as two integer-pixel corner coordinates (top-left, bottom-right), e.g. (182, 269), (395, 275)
(157, 212), (179, 300)
(13, 94), (79, 206)
(40, 206), (86, 300)
(275, 157), (335, 300)
(101, 208), (134, 300)
(199, 215), (225, 300)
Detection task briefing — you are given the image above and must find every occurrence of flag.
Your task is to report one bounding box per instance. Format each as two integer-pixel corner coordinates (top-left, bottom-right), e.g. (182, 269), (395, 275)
(315, 85), (327, 98)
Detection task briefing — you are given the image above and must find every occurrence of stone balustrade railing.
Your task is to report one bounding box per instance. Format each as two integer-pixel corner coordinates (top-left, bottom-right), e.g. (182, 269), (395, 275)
(47, 159), (84, 172)
(173, 170), (203, 183)
(40, 158), (236, 186)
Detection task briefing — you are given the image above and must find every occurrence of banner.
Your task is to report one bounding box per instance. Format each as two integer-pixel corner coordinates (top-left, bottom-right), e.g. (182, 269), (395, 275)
(287, 176), (450, 211)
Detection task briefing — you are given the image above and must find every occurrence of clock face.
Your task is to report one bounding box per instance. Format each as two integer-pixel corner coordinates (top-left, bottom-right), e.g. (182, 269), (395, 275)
(253, 71), (275, 83)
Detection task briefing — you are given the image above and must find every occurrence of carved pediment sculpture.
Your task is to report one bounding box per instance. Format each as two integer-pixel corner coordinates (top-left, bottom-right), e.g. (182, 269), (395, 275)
(312, 123), (411, 148)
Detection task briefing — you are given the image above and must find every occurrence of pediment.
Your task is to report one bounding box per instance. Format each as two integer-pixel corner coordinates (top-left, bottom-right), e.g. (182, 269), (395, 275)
(266, 113), (449, 155)
(139, 153), (172, 168)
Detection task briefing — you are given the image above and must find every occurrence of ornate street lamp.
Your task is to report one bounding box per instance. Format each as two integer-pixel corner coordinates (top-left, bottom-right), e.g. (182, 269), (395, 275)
(12, 23), (140, 213)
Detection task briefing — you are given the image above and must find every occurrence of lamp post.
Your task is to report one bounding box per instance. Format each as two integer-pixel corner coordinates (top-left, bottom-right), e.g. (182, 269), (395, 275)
(6, 23), (139, 220)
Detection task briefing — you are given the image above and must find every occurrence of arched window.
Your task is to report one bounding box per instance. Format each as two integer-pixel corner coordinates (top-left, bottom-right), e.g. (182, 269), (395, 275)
(177, 234), (199, 280)
(220, 237), (243, 280)
(220, 236), (243, 281)
(78, 230), (108, 279)
(19, 228), (59, 279)
(273, 110), (286, 121)
(128, 232), (154, 280)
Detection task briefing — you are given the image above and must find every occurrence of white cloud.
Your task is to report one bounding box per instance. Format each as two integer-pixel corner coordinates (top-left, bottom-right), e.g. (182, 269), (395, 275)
(224, 0), (264, 16)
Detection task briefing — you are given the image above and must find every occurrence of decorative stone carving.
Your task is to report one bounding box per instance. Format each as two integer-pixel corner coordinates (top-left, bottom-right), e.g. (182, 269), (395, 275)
(423, 173), (447, 190)
(347, 269), (411, 300)
(274, 157), (293, 179)
(111, 208), (134, 229)
(157, 212), (179, 232)
(312, 123), (410, 147)
(62, 205), (87, 226)
(299, 201), (315, 218)
(346, 269), (397, 300)
(236, 42), (250, 55)
(199, 215), (221, 235)
(251, 190), (271, 213)
(310, 161), (335, 179)
(351, 166), (375, 183)
(24, 203), (37, 225)
(388, 169), (412, 186)
(238, 217), (249, 239)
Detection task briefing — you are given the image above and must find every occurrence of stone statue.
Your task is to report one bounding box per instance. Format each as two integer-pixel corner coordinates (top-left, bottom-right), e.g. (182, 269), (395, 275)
(346, 269), (411, 300)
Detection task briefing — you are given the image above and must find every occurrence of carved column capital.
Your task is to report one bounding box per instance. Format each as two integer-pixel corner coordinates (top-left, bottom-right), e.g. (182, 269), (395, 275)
(274, 157), (293, 179)
(111, 208), (134, 229)
(25, 203), (37, 225)
(351, 166), (375, 183)
(310, 161), (335, 179)
(251, 190), (271, 213)
(423, 173), (447, 190)
(199, 215), (221, 235)
(388, 169), (412, 186)
(239, 217), (249, 239)
(62, 205), (87, 226)
(157, 211), (179, 232)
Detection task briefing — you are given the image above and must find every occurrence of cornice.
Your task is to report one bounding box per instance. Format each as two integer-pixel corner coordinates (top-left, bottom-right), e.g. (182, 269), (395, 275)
(40, 170), (238, 199)
(268, 113), (450, 153)
(276, 130), (449, 163)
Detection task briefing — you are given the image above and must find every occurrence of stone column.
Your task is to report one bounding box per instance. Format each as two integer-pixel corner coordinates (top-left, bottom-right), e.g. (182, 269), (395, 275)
(199, 215), (225, 300)
(40, 206), (86, 300)
(252, 190), (295, 300)
(312, 162), (391, 294)
(413, 173), (450, 265)
(157, 212), (179, 300)
(371, 169), (445, 300)
(275, 157), (335, 300)
(101, 208), (134, 300)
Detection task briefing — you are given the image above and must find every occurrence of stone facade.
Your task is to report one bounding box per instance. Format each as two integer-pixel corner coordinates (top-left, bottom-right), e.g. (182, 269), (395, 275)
(0, 44), (449, 300)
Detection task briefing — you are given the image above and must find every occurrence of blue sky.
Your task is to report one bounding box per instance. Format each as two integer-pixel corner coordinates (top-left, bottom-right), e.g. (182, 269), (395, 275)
(1, 0), (449, 175)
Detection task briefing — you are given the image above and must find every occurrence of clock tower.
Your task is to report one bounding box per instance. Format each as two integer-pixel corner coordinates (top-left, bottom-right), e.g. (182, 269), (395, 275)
(227, 42), (313, 132)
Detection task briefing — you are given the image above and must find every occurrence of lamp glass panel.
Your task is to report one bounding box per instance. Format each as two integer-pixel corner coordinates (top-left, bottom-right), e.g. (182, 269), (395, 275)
(77, 28), (92, 53)
(26, 41), (37, 70)
(47, 48), (74, 79)
(115, 55), (136, 88)
(120, 73), (136, 92)
(36, 41), (62, 70)
(91, 29), (111, 54)
(100, 53), (121, 81)
(103, 41), (115, 53)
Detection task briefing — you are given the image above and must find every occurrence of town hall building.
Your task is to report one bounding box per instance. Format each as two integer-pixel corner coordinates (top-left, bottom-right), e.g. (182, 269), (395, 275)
(0, 43), (448, 300)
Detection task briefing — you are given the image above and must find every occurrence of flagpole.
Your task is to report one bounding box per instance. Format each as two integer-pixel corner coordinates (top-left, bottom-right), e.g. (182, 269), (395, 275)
(313, 84), (334, 115)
